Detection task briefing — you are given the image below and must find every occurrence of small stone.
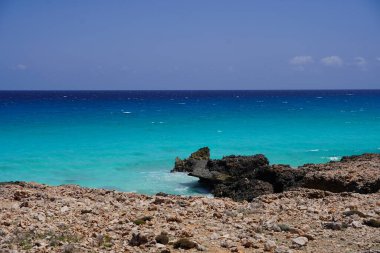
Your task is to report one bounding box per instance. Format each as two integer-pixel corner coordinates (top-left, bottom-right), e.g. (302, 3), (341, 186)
(156, 243), (166, 249)
(278, 224), (291, 232)
(264, 240), (276, 251)
(272, 224), (281, 232)
(14, 190), (30, 201)
(62, 244), (75, 253)
(241, 238), (254, 248)
(129, 233), (148, 246)
(155, 232), (169, 245)
(173, 238), (197, 250)
(61, 206), (69, 213)
(37, 213), (46, 222)
(210, 233), (219, 240)
(292, 237), (308, 247)
(303, 234), (315, 241)
(275, 245), (292, 253)
(81, 208), (92, 214)
(300, 225), (311, 233)
(167, 215), (182, 223)
(351, 221), (363, 228)
(364, 219), (380, 228)
(323, 222), (345, 230)
(196, 244), (207, 251)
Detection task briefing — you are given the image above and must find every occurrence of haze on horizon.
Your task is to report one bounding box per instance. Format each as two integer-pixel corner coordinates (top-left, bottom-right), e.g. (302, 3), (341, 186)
(0, 0), (379, 90)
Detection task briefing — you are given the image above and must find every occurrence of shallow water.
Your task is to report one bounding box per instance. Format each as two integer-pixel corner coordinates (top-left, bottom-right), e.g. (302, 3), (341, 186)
(0, 90), (379, 194)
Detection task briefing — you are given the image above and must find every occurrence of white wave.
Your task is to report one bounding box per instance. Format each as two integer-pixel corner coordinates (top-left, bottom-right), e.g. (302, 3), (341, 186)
(122, 111), (132, 114)
(159, 121), (165, 124)
(307, 149), (319, 152)
(217, 130), (223, 133)
(282, 101), (288, 104)
(316, 96), (323, 99)
(174, 186), (189, 192)
(177, 102), (186, 105)
(325, 156), (340, 161)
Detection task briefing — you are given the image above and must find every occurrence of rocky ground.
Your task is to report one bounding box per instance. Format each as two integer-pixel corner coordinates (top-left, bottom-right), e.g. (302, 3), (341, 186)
(0, 182), (379, 253)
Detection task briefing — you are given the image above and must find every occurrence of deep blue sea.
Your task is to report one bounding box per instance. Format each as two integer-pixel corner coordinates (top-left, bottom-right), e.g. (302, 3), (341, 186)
(0, 90), (379, 195)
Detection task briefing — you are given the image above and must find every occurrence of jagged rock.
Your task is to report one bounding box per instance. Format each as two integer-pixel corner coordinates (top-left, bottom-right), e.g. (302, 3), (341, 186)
(172, 149), (380, 201)
(189, 147), (210, 160)
(171, 147), (210, 173)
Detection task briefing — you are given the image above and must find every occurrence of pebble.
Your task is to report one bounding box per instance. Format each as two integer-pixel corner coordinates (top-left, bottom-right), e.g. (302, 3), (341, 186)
(264, 240), (276, 251)
(292, 236), (308, 246)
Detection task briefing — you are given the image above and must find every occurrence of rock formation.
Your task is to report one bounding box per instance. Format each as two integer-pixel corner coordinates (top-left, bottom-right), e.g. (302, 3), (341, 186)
(171, 147), (380, 201)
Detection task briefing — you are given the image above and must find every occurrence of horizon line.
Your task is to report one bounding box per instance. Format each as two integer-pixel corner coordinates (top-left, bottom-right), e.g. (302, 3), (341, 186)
(0, 88), (380, 92)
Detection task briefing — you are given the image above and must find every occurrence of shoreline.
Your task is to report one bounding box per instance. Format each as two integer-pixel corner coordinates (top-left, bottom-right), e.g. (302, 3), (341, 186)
(0, 153), (379, 252)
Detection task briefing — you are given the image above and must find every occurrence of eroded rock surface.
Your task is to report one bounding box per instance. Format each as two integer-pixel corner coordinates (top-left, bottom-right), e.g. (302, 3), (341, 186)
(172, 148), (380, 201)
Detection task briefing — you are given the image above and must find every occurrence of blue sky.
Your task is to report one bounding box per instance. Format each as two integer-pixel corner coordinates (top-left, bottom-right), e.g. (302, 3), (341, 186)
(0, 0), (379, 90)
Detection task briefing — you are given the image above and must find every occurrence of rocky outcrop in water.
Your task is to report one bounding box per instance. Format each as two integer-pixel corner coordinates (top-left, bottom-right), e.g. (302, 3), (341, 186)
(171, 148), (380, 201)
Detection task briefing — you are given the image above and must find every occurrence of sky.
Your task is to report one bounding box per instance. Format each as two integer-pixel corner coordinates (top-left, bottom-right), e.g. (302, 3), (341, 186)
(0, 0), (379, 90)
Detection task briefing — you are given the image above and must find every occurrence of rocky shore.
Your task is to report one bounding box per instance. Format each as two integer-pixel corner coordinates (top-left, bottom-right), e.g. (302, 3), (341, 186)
(0, 151), (379, 252)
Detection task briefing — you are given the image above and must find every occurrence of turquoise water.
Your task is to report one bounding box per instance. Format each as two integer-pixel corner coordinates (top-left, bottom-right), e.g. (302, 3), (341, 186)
(0, 90), (379, 195)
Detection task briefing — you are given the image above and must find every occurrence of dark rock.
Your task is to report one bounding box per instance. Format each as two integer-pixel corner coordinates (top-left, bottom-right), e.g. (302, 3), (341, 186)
(364, 219), (380, 228)
(156, 192), (169, 197)
(133, 216), (153, 225)
(129, 233), (148, 246)
(171, 147), (210, 173)
(189, 147), (210, 160)
(255, 165), (307, 193)
(343, 210), (367, 218)
(173, 238), (197, 250)
(14, 190), (30, 201)
(213, 179), (273, 201)
(155, 232), (169, 245)
(171, 149), (380, 202)
(323, 222), (348, 230)
(153, 198), (166, 205)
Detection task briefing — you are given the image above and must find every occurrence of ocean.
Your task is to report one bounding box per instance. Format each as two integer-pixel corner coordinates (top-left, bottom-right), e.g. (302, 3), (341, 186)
(0, 90), (379, 195)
